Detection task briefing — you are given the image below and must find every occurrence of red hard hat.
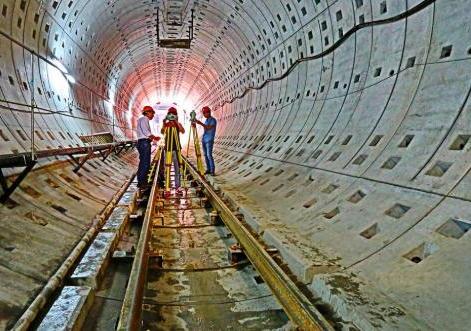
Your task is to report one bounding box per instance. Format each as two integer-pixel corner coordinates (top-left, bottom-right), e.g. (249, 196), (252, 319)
(142, 105), (155, 114)
(168, 107), (177, 115)
(202, 106), (211, 113)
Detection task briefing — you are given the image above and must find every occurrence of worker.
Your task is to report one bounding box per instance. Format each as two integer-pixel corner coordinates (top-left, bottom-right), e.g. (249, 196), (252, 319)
(161, 107), (185, 195)
(136, 105), (160, 189)
(193, 106), (217, 175)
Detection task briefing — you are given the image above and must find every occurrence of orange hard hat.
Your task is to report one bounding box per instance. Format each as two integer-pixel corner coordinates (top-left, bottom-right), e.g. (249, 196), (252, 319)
(202, 106), (211, 113)
(142, 105), (155, 114)
(168, 107), (177, 115)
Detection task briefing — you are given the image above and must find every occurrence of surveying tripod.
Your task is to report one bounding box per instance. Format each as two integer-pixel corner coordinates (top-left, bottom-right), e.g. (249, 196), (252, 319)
(163, 122), (185, 195)
(186, 110), (205, 175)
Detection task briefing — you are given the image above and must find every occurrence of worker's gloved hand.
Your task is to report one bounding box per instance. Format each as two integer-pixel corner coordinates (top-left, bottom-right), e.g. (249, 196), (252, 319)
(191, 122), (196, 128)
(153, 136), (161, 142)
(165, 121), (178, 128)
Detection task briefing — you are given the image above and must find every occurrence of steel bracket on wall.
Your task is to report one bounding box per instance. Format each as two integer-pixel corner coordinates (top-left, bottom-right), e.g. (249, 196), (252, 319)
(98, 149), (106, 160)
(73, 150), (94, 173)
(0, 160), (37, 203)
(115, 144), (127, 156)
(100, 147), (114, 162)
(68, 154), (80, 167)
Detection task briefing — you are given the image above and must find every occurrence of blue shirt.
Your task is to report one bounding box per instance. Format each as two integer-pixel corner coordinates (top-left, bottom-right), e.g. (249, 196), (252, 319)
(202, 117), (217, 143)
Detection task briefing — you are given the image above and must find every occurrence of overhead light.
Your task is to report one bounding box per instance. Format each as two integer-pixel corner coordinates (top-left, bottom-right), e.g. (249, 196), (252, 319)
(50, 58), (68, 74)
(66, 74), (76, 84)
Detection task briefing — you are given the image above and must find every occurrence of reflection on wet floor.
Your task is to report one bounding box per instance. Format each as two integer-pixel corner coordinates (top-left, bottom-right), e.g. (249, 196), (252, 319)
(142, 170), (290, 330)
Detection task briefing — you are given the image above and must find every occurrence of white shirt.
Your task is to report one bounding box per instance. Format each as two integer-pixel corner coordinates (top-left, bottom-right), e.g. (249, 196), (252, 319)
(137, 116), (152, 139)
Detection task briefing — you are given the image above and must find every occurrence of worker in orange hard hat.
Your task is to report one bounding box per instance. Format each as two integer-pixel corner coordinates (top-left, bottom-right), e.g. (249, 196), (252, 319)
(161, 107), (185, 194)
(193, 106), (217, 175)
(136, 105), (160, 189)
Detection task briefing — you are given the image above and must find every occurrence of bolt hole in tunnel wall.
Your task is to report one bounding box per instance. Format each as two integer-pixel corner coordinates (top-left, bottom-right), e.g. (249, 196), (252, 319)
(0, 0), (471, 330)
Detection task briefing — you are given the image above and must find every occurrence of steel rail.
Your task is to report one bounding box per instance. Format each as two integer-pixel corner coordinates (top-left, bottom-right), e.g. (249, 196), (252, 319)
(182, 158), (334, 331)
(116, 148), (163, 331)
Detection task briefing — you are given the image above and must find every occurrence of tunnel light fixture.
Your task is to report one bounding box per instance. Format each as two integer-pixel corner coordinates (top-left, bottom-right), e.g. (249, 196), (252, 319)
(49, 58), (76, 84)
(66, 74), (76, 84)
(50, 58), (68, 74)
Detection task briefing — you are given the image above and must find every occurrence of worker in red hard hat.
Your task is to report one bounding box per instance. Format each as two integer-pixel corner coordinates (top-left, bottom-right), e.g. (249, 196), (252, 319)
(161, 107), (185, 195)
(136, 105), (160, 189)
(193, 106), (217, 175)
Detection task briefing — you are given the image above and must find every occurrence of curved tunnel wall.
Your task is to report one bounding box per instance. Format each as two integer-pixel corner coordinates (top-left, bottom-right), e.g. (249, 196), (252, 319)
(210, 0), (471, 329)
(0, 0), (470, 329)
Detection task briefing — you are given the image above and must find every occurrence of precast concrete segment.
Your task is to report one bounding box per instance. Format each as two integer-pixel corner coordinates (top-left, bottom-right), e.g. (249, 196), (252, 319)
(36, 286), (93, 331)
(70, 232), (117, 289)
(36, 176), (138, 331)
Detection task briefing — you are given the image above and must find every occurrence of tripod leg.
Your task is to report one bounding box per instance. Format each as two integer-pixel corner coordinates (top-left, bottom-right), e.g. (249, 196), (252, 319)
(193, 128), (204, 174)
(165, 127), (174, 193)
(173, 128), (185, 189)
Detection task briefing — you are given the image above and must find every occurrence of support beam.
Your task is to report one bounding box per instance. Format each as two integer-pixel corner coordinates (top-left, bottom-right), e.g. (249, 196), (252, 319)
(68, 154), (80, 167)
(115, 145), (126, 156)
(73, 150), (94, 173)
(0, 169), (9, 192)
(101, 147), (114, 162)
(98, 149), (106, 160)
(0, 161), (36, 203)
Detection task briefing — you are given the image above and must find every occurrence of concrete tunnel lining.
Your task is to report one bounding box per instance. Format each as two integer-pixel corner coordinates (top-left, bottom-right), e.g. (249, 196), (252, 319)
(1, 0), (471, 329)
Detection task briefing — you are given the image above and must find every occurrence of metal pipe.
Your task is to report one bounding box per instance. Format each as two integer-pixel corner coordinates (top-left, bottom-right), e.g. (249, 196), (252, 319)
(190, 9), (194, 40)
(156, 7), (160, 45)
(30, 51), (35, 161)
(112, 102), (115, 143)
(12, 172), (137, 331)
(90, 89), (93, 134)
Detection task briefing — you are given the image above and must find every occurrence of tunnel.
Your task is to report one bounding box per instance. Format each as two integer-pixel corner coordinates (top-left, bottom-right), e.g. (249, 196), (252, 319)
(1, 0), (470, 329)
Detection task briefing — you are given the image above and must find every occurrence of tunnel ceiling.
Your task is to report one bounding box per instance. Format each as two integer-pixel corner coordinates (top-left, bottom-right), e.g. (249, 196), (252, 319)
(11, 0), (299, 118)
(1, 0), (446, 139)
(5, 0), (406, 129)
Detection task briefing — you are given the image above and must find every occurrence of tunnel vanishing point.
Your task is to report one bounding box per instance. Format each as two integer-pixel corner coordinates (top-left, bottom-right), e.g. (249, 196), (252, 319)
(0, 0), (471, 330)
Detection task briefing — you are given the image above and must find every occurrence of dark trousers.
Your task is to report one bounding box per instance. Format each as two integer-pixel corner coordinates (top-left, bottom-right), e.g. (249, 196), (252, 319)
(137, 139), (151, 186)
(202, 140), (215, 173)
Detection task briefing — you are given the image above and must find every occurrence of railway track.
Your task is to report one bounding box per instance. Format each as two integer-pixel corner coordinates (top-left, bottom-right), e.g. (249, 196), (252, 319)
(117, 155), (334, 330)
(33, 151), (336, 330)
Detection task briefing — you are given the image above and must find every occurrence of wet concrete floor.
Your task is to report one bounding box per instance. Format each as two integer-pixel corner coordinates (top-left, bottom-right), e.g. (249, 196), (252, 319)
(141, 183), (290, 330)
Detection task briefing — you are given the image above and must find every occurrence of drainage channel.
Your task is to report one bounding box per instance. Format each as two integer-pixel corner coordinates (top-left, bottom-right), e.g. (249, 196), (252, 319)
(117, 156), (335, 331)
